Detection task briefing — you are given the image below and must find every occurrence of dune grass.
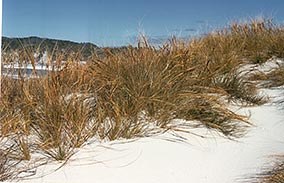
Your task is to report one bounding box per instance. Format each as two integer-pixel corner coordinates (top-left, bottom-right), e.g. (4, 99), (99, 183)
(0, 18), (284, 181)
(251, 64), (284, 88)
(243, 156), (284, 183)
(0, 135), (40, 181)
(0, 143), (20, 181)
(89, 43), (253, 140)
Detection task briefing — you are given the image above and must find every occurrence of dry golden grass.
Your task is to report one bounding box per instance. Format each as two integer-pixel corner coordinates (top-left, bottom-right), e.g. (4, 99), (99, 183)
(1, 18), (284, 181)
(1, 37), (254, 163)
(0, 136), (41, 181)
(89, 44), (251, 140)
(251, 65), (284, 88)
(0, 148), (21, 181)
(213, 70), (265, 105)
(1, 50), (96, 162)
(190, 18), (284, 65)
(243, 156), (284, 183)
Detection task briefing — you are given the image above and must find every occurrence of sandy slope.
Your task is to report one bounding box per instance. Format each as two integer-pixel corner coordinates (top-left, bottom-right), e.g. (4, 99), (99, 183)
(16, 88), (284, 183)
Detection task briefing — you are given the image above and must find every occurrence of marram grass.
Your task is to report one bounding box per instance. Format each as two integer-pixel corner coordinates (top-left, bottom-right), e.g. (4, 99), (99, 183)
(1, 18), (284, 181)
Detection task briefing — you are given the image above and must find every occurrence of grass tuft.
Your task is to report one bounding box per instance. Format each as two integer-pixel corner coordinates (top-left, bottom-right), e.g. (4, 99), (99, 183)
(243, 155), (284, 183)
(89, 44), (250, 139)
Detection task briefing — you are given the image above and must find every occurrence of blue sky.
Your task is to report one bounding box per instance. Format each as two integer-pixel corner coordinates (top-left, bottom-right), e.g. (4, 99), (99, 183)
(3, 0), (284, 46)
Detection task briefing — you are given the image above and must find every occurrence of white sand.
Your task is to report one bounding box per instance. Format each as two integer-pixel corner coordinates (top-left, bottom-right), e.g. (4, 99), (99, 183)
(15, 88), (284, 183)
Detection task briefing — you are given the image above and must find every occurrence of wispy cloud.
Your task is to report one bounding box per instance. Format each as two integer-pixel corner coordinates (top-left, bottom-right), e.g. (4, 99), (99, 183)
(171, 28), (197, 33)
(127, 35), (170, 45)
(171, 28), (181, 32)
(184, 28), (197, 32)
(142, 35), (191, 46)
(196, 20), (206, 24)
(147, 35), (170, 45)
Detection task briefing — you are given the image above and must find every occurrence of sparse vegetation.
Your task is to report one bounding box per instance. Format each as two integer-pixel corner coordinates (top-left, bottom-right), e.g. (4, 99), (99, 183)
(0, 145), (20, 181)
(244, 155), (284, 183)
(251, 64), (284, 88)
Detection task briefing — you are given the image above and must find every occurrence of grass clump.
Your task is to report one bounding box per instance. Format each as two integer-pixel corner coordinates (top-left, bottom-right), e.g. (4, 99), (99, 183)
(244, 156), (284, 183)
(229, 18), (284, 64)
(1, 50), (96, 161)
(89, 43), (250, 139)
(252, 65), (284, 88)
(268, 67), (284, 87)
(0, 148), (20, 181)
(0, 137), (38, 181)
(22, 64), (95, 160)
(213, 71), (265, 105)
(190, 18), (284, 66)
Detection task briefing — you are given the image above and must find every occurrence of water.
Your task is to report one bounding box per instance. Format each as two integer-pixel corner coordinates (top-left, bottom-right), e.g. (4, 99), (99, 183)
(1, 64), (52, 79)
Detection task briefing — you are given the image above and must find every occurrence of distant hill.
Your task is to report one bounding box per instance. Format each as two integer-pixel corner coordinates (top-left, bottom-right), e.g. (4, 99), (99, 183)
(1, 36), (133, 61)
(2, 36), (101, 59)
